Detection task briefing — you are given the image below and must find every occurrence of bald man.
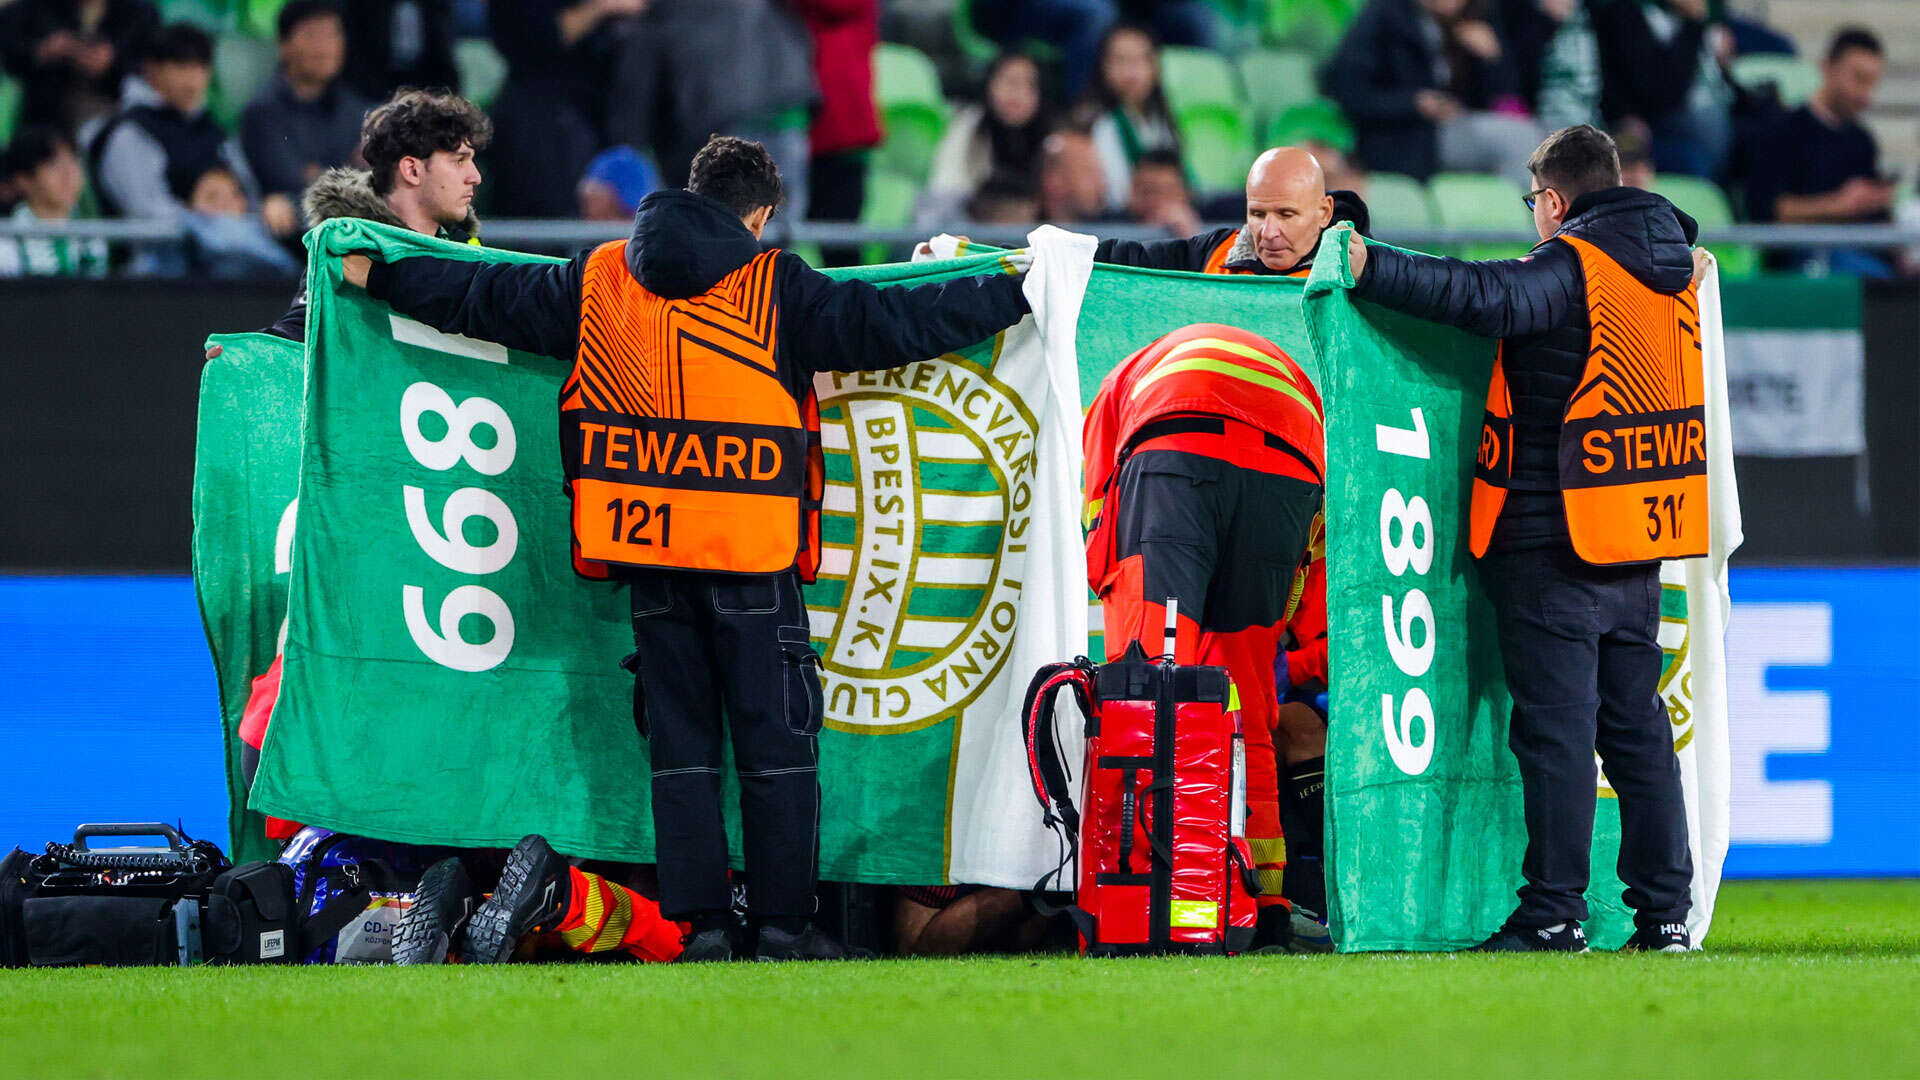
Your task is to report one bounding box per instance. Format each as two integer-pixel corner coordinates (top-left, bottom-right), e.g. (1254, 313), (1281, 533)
(1094, 146), (1370, 275)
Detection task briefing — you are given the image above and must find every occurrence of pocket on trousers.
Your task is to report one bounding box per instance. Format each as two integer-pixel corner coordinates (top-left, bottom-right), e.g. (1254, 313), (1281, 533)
(712, 578), (780, 615)
(631, 578), (674, 618)
(777, 625), (825, 736)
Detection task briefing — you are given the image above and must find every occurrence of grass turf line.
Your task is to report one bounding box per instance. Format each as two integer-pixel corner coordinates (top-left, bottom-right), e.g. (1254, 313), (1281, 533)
(3, 879), (1916, 1079)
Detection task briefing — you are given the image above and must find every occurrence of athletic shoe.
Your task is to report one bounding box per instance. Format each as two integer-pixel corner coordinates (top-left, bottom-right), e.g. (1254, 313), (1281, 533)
(1621, 922), (1691, 953)
(463, 835), (571, 965)
(673, 928), (735, 963)
(392, 857), (476, 965)
(1286, 907), (1334, 954)
(754, 922), (847, 961)
(1471, 921), (1589, 953)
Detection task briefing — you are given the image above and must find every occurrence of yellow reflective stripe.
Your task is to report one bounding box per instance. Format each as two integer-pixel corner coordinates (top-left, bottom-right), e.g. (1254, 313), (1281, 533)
(1159, 336), (1302, 384)
(1131, 357), (1323, 425)
(1227, 681), (1241, 712)
(558, 877), (605, 951)
(1248, 835), (1288, 868)
(1084, 495), (1104, 530)
(1256, 867), (1288, 896)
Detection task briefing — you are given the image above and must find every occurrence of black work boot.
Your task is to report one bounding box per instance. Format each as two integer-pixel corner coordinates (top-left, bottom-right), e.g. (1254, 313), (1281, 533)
(392, 857), (476, 965)
(754, 921), (846, 961)
(464, 835), (571, 964)
(1471, 921), (1589, 953)
(675, 928), (736, 963)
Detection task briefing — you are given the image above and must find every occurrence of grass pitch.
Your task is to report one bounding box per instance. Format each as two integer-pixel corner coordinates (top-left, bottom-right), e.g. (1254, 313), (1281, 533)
(4, 879), (1916, 1079)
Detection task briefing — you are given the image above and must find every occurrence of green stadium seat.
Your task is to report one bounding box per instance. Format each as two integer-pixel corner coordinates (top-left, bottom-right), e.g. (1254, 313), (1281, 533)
(0, 75), (21, 148)
(1160, 46), (1242, 119)
(859, 170), (920, 265)
(1179, 109), (1257, 193)
(1263, 97), (1353, 153)
(210, 31), (276, 130)
(873, 43), (949, 182)
(875, 43), (944, 111)
(1428, 171), (1531, 259)
(454, 38), (508, 110)
(1729, 53), (1819, 108)
(1237, 49), (1318, 131)
(1364, 171), (1434, 233)
(157, 0), (229, 31)
(1263, 0), (1359, 59)
(1652, 174), (1757, 279)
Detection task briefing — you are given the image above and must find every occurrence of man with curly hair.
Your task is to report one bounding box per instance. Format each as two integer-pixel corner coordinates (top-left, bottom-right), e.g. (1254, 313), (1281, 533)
(339, 135), (1035, 963)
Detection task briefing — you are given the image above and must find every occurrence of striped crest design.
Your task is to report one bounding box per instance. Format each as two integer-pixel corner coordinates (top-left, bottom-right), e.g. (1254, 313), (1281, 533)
(565, 242), (781, 420)
(1563, 235), (1702, 421)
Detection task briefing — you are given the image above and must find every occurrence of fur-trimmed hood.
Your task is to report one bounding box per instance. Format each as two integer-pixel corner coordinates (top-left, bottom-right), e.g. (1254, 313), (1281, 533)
(301, 167), (479, 239)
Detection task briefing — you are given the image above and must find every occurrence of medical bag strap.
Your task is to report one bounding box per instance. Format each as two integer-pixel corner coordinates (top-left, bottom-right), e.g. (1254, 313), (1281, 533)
(1148, 656), (1179, 949)
(1020, 660), (1095, 836)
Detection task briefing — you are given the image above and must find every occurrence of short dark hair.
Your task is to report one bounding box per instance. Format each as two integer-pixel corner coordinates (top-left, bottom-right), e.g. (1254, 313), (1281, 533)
(142, 23), (214, 67)
(1525, 124), (1621, 202)
(277, 0), (341, 42)
(361, 89), (492, 195)
(687, 135), (784, 218)
(3, 125), (74, 181)
(1827, 26), (1884, 65)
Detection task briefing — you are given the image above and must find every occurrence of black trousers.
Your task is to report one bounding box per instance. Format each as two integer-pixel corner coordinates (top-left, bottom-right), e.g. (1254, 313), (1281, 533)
(627, 568), (824, 921)
(1480, 546), (1693, 929)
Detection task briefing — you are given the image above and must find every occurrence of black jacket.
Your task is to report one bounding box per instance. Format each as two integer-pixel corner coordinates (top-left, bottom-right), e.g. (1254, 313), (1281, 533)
(364, 188), (1031, 388)
(1353, 187), (1699, 552)
(1093, 191), (1372, 273)
(1323, 0), (1522, 179)
(1592, 0), (1707, 126)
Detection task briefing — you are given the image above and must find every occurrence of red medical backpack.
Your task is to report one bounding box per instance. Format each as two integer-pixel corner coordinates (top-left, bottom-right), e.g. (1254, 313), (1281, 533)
(1021, 641), (1261, 956)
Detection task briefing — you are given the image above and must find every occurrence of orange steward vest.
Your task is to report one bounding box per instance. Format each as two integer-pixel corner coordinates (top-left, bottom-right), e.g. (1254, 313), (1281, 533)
(561, 241), (824, 578)
(1470, 234), (1707, 564)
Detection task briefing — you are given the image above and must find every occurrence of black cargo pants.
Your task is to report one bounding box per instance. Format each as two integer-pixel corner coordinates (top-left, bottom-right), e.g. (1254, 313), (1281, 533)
(1480, 545), (1693, 930)
(626, 568), (825, 922)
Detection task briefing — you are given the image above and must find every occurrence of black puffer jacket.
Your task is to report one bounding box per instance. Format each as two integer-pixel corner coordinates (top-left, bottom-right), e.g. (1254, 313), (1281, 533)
(1353, 186), (1699, 553)
(364, 188), (1030, 384)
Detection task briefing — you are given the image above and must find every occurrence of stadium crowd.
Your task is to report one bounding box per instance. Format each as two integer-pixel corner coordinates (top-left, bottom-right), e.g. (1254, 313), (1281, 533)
(0, 0), (1909, 278)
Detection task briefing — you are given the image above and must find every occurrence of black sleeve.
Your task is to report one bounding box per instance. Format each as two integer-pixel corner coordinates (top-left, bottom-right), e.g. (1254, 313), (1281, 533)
(1094, 228), (1235, 271)
(1352, 240), (1583, 340)
(1743, 115), (1794, 221)
(364, 251), (586, 359)
(262, 274), (307, 340)
(778, 252), (1032, 374)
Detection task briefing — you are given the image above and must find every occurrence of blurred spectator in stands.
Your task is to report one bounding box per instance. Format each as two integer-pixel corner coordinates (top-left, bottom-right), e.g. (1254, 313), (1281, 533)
(797, 0), (880, 264)
(605, 0), (817, 203)
(966, 168), (1042, 225)
(1499, 0), (1576, 116)
(1038, 127), (1106, 223)
(1324, 0), (1541, 182)
(577, 144), (659, 220)
(1077, 24), (1180, 211)
(485, 0), (639, 218)
(1531, 0), (1599, 131)
(91, 24), (259, 226)
(339, 0), (459, 103)
(0, 0), (160, 134)
(969, 0), (1218, 103)
(241, 0), (369, 240)
(174, 163), (303, 278)
(1617, 126), (1654, 190)
(1747, 27), (1896, 278)
(1592, 0), (1733, 179)
(0, 125), (107, 277)
(923, 52), (1050, 225)
(1127, 147), (1200, 234)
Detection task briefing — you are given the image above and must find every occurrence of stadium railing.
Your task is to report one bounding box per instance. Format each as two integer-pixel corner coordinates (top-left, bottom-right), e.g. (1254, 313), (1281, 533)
(1, 218), (1912, 257)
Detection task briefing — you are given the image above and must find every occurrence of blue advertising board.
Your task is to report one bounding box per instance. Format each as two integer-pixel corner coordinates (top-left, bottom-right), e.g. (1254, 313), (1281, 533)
(1, 570), (1915, 876)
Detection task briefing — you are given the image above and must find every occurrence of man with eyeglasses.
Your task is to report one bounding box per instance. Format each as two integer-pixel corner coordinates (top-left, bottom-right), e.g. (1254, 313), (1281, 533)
(1346, 124), (1712, 953)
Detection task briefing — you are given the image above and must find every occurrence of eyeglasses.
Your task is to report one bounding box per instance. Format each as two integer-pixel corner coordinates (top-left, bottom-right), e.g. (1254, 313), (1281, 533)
(1523, 188), (1550, 212)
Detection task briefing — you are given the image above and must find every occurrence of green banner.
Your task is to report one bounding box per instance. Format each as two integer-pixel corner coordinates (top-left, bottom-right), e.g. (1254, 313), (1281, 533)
(191, 332), (305, 866)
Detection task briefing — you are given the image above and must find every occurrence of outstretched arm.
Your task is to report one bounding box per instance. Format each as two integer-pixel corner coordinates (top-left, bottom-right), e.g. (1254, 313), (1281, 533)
(780, 254), (1032, 374)
(1349, 238), (1582, 339)
(356, 251), (586, 360)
